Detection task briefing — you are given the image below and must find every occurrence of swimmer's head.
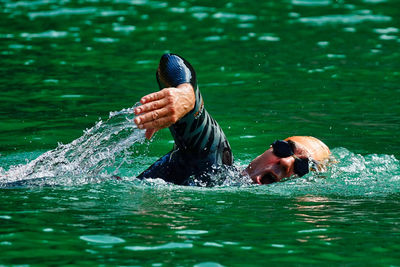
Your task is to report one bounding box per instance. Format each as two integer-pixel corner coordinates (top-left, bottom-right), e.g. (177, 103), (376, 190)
(244, 136), (330, 184)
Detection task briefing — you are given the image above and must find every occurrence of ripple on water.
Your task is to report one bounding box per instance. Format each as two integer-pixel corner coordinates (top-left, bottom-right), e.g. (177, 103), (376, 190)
(176, 230), (208, 235)
(204, 36), (222, 42)
(114, 0), (167, 8)
(363, 0), (387, 3)
(379, 35), (397, 40)
(93, 37), (119, 43)
(5, 0), (58, 9)
(271, 244), (286, 248)
(258, 35), (280, 42)
(239, 135), (256, 139)
(192, 12), (209, 20)
(80, 235), (125, 244)
(317, 41), (329, 47)
(115, 0), (147, 4)
(212, 12), (257, 22)
(28, 7), (98, 20)
(43, 79), (59, 84)
(343, 27), (356, 32)
(9, 44), (32, 50)
(373, 27), (399, 34)
(203, 242), (224, 247)
(222, 241), (239, 245)
(298, 228), (328, 233)
(20, 31), (68, 39)
(59, 95), (83, 98)
(291, 0), (332, 6)
(188, 6), (216, 13)
(136, 60), (154, 65)
(194, 262), (224, 267)
(297, 14), (391, 25)
(0, 34), (14, 39)
(99, 10), (130, 17)
(113, 24), (136, 33)
(237, 23), (254, 28)
(169, 7), (186, 13)
(327, 54), (346, 59)
(125, 242), (193, 251)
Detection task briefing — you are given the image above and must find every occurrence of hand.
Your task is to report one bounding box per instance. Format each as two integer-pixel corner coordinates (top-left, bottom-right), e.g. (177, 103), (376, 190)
(134, 83), (195, 140)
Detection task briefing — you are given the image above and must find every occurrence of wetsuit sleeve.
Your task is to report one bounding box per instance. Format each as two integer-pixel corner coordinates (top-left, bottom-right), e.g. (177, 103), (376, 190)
(156, 53), (204, 151)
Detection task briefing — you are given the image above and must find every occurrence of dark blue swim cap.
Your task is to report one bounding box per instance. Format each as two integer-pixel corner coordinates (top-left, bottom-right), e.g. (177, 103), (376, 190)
(156, 53), (197, 89)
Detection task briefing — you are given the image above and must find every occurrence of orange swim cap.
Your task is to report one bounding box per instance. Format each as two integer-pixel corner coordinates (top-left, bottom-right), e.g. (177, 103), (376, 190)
(285, 136), (330, 162)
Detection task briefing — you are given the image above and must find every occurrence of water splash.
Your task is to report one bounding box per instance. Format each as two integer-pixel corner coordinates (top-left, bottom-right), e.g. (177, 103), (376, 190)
(0, 104), (146, 187)
(1, 113), (399, 196)
(261, 148), (400, 197)
(155, 147), (400, 197)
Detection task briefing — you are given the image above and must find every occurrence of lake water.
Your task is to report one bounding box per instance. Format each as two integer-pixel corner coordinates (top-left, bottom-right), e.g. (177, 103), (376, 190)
(1, 0), (400, 265)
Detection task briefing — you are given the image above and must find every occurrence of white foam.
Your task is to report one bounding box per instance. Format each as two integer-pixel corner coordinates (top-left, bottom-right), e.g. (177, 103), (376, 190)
(0, 104), (145, 186)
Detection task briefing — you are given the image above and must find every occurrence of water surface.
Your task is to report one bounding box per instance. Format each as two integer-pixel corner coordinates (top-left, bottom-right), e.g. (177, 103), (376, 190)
(1, 0), (400, 265)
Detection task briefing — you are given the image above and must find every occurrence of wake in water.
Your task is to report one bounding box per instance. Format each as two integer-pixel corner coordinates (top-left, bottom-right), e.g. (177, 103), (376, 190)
(0, 104), (146, 187)
(1, 103), (399, 194)
(266, 148), (400, 197)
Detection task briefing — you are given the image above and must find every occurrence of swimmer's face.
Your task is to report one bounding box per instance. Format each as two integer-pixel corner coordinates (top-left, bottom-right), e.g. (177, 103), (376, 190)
(244, 140), (311, 184)
(243, 136), (330, 184)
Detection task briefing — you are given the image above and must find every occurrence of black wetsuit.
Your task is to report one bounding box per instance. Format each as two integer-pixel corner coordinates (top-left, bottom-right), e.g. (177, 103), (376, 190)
(137, 54), (233, 185)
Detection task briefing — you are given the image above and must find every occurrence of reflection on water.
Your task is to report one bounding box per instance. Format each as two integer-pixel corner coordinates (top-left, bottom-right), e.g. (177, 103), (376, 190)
(293, 196), (335, 244)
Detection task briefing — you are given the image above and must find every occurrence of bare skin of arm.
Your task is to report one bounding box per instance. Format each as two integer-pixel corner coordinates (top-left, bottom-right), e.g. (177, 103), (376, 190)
(134, 83), (195, 140)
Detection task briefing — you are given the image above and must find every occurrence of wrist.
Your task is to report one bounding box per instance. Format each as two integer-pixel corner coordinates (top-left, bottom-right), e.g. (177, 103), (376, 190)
(176, 83), (195, 112)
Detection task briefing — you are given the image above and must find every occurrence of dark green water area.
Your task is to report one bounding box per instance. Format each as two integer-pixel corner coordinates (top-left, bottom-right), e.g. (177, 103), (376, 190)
(1, 0), (400, 265)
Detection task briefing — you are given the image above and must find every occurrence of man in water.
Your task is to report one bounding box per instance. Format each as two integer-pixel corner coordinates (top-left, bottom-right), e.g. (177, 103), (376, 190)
(134, 53), (330, 185)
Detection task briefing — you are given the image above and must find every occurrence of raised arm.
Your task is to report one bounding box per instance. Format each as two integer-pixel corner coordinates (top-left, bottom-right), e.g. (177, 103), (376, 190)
(136, 53), (233, 184)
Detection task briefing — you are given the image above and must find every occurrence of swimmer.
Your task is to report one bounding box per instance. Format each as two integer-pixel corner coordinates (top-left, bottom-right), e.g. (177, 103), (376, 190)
(134, 53), (330, 185)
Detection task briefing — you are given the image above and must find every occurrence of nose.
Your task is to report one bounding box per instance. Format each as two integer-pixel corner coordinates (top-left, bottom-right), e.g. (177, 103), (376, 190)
(278, 156), (294, 177)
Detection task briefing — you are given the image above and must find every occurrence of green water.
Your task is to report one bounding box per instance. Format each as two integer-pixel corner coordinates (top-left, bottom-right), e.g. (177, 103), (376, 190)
(1, 0), (400, 265)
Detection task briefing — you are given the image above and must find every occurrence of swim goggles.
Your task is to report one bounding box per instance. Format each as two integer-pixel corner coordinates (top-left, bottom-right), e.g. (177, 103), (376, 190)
(271, 140), (312, 177)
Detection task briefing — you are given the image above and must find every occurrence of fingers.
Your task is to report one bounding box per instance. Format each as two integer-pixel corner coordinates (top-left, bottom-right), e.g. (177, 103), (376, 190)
(139, 116), (173, 131)
(145, 128), (157, 140)
(134, 87), (182, 134)
(134, 106), (170, 125)
(140, 90), (166, 104)
(135, 98), (169, 115)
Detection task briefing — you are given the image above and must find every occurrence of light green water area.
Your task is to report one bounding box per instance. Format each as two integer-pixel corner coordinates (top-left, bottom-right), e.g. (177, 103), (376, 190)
(1, 0), (400, 265)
